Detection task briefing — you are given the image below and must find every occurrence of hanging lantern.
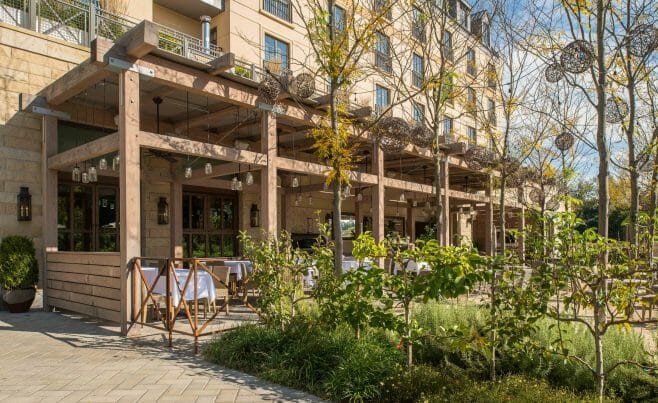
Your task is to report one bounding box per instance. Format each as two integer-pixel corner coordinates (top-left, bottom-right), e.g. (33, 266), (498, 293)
(357, 192), (363, 202)
(626, 24), (658, 58)
(258, 75), (282, 102)
(184, 167), (192, 179)
(399, 192), (406, 202)
(245, 171), (254, 186)
(16, 187), (31, 221)
(308, 194), (313, 205)
(544, 62), (564, 83)
(323, 181), (329, 191)
(112, 154), (120, 171)
(560, 40), (595, 74)
(89, 165), (97, 182)
(372, 116), (411, 153)
(605, 96), (629, 123)
(425, 201), (431, 209)
(409, 124), (434, 149)
(289, 73), (316, 98)
(291, 176), (299, 188)
(81, 171), (90, 184)
(250, 204), (260, 227)
(98, 158), (107, 170)
(157, 197), (169, 225)
(343, 184), (351, 197)
(72, 164), (81, 182)
(555, 131), (575, 151)
(412, 200), (418, 207)
(231, 176), (238, 190)
(204, 162), (213, 175)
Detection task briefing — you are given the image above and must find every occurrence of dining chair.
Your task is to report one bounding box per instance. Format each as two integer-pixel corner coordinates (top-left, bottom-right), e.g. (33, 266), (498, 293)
(239, 263), (260, 308)
(208, 265), (231, 315)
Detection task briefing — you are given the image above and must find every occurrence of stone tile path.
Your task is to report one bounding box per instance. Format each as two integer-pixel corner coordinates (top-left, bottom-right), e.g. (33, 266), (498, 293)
(0, 310), (323, 402)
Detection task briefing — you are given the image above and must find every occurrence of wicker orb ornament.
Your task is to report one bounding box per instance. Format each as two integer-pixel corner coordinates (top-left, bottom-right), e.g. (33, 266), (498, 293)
(554, 131), (575, 151)
(560, 40), (595, 74)
(464, 145), (493, 170)
(258, 75), (281, 102)
(546, 196), (561, 211)
(409, 125), (434, 149)
(507, 171), (525, 187)
(605, 96), (629, 124)
(544, 62), (564, 83)
(529, 188), (543, 204)
(290, 73), (316, 98)
(501, 156), (520, 174)
(627, 24), (658, 58)
(372, 116), (411, 153)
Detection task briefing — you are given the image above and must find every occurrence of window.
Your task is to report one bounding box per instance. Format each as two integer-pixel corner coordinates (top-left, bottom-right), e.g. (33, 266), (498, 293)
(412, 53), (424, 88)
(182, 192), (238, 258)
(264, 34), (289, 70)
(413, 102), (425, 125)
(57, 183), (119, 252)
(468, 126), (477, 144)
(467, 87), (476, 115)
(445, 0), (457, 18)
(466, 48), (476, 75)
(263, 0), (292, 22)
(375, 31), (392, 72)
(340, 214), (356, 238)
(412, 6), (426, 42)
(210, 27), (217, 46)
(443, 30), (453, 61)
(487, 64), (496, 88)
(374, 0), (392, 20)
(443, 116), (454, 136)
(488, 98), (496, 125)
(443, 74), (454, 105)
(375, 85), (390, 115)
(481, 22), (490, 47)
(457, 2), (470, 29)
(333, 4), (346, 33)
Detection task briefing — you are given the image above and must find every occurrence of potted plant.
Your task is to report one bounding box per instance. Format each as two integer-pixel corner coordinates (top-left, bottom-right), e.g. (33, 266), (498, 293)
(0, 236), (39, 313)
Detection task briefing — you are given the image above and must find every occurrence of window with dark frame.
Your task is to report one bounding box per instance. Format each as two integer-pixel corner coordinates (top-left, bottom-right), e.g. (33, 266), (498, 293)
(412, 53), (424, 88)
(468, 126), (477, 144)
(375, 84), (390, 115)
(411, 6), (426, 42)
(374, 0), (392, 20)
(182, 192), (239, 258)
(333, 4), (346, 33)
(487, 64), (497, 88)
(466, 47), (476, 75)
(263, 0), (292, 22)
(467, 87), (477, 115)
(488, 98), (496, 125)
(443, 30), (453, 61)
(375, 31), (392, 72)
(413, 102), (425, 125)
(264, 33), (290, 70)
(443, 116), (454, 136)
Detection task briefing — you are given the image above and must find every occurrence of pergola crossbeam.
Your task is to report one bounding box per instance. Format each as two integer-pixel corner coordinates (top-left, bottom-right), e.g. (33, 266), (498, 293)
(47, 133), (119, 170)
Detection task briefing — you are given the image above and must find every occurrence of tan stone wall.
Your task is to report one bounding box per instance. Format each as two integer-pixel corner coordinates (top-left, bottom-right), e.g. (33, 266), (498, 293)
(0, 23), (89, 282)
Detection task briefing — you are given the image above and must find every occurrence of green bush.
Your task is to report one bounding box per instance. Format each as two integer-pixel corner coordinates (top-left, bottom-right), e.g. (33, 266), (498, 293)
(0, 236), (38, 290)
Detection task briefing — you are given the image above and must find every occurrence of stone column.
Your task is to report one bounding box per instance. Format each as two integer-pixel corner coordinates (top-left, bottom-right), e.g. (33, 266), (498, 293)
(42, 115), (58, 310)
(260, 112), (278, 236)
(372, 145), (385, 244)
(119, 69), (140, 335)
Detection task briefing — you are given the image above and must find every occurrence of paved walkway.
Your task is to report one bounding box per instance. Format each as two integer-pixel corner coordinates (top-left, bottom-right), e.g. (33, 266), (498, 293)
(0, 310), (323, 402)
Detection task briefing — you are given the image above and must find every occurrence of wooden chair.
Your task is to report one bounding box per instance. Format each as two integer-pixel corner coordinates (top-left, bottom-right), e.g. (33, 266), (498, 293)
(209, 265), (231, 315)
(239, 263), (260, 313)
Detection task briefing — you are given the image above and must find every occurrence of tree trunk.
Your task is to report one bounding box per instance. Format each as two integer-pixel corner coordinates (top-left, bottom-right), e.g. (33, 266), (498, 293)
(333, 180), (343, 276)
(649, 151), (658, 267)
(593, 301), (605, 402)
(499, 175), (507, 256)
(404, 301), (413, 367)
(626, 79), (638, 247)
(595, 0), (609, 243)
(434, 151), (444, 244)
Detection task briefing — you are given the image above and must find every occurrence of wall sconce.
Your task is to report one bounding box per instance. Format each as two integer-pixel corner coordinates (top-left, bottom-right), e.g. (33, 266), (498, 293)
(250, 203), (260, 227)
(157, 197), (169, 225)
(17, 187), (31, 221)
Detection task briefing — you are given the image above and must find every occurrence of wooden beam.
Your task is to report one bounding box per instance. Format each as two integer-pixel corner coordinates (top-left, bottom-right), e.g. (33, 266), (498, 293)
(384, 177), (435, 194)
(278, 129), (310, 144)
(44, 61), (110, 105)
(42, 116), (58, 309)
(118, 20), (160, 59)
(185, 161), (252, 183)
(173, 106), (237, 132)
(283, 182), (327, 195)
(137, 131), (267, 166)
(276, 157), (378, 185)
(47, 133), (119, 170)
(208, 53), (236, 75)
(373, 146), (385, 244)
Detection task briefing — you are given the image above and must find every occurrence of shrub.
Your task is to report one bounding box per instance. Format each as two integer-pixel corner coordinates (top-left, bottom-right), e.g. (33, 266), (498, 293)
(0, 236), (39, 290)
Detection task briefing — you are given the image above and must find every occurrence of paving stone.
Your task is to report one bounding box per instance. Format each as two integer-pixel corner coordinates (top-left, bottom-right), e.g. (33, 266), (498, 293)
(0, 311), (323, 402)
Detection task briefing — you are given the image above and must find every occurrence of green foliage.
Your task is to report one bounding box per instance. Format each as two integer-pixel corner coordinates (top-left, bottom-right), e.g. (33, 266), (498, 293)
(0, 236), (39, 290)
(239, 231), (310, 327)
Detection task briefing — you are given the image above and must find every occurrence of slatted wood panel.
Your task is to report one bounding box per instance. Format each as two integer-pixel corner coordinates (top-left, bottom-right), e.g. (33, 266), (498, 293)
(46, 252), (122, 323)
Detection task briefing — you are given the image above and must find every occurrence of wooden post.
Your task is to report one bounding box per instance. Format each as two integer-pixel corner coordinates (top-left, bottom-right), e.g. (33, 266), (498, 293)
(441, 157), (450, 246)
(42, 116), (58, 310)
(518, 187), (526, 260)
(406, 202), (415, 242)
(355, 195), (363, 237)
(261, 112), (278, 236)
(170, 179), (183, 259)
(119, 70), (141, 335)
(372, 145), (385, 244)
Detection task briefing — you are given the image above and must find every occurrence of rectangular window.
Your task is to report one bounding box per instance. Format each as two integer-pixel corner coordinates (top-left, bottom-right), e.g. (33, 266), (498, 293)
(263, 0), (292, 22)
(467, 87), (476, 115)
(264, 34), (289, 71)
(412, 53), (424, 88)
(443, 116), (454, 136)
(488, 98), (496, 125)
(375, 85), (390, 115)
(333, 4), (346, 33)
(468, 126), (477, 144)
(374, 0), (392, 20)
(443, 30), (453, 61)
(183, 192), (238, 258)
(412, 6), (425, 42)
(375, 31), (392, 72)
(458, 3), (470, 29)
(482, 22), (490, 47)
(487, 64), (497, 88)
(466, 48), (476, 75)
(413, 102), (425, 125)
(444, 74), (454, 105)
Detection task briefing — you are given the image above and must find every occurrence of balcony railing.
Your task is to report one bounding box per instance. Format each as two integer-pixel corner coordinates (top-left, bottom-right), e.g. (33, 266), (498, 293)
(263, 0), (291, 22)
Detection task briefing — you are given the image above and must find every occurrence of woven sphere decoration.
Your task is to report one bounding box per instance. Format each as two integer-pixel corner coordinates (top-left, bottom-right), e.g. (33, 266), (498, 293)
(258, 75), (281, 102)
(529, 188), (543, 204)
(409, 125), (434, 149)
(501, 156), (520, 174)
(605, 96), (629, 124)
(560, 40), (594, 74)
(546, 196), (561, 211)
(544, 62), (564, 83)
(555, 131), (574, 151)
(627, 24), (658, 58)
(464, 145), (493, 170)
(372, 116), (410, 153)
(290, 73), (316, 98)
(507, 171), (525, 187)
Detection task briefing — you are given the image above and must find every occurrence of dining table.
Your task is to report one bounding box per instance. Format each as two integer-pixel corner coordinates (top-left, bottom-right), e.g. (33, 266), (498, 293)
(140, 266), (216, 307)
(393, 260), (430, 275)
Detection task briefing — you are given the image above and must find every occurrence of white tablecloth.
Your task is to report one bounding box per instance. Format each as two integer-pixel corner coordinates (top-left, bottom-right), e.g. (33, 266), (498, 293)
(141, 267), (216, 306)
(217, 260), (253, 281)
(342, 258), (371, 272)
(393, 260), (430, 275)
